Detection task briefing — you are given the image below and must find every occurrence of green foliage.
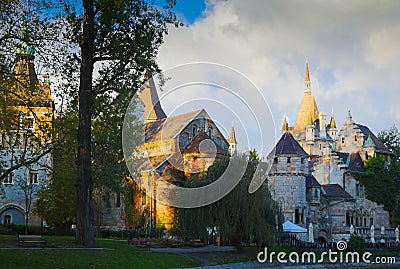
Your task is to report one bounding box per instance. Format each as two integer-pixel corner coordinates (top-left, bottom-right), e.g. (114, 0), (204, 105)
(177, 155), (281, 251)
(347, 235), (366, 253)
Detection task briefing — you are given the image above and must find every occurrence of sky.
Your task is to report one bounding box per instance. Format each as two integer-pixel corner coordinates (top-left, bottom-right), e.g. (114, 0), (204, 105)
(152, 0), (400, 155)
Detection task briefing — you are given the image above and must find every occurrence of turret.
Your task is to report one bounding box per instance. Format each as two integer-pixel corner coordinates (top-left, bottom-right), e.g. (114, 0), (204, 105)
(305, 109), (315, 145)
(328, 113), (337, 139)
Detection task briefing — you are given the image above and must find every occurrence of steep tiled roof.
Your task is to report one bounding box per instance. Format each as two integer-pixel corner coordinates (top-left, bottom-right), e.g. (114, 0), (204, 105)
(145, 110), (208, 142)
(322, 184), (353, 199)
(306, 175), (321, 188)
(270, 132), (308, 156)
(356, 124), (390, 153)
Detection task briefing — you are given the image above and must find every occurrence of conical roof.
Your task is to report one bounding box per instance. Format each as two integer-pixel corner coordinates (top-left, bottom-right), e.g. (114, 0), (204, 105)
(270, 132), (308, 157)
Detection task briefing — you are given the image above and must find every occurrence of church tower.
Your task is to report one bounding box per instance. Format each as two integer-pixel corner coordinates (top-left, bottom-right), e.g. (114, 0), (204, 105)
(228, 125), (237, 155)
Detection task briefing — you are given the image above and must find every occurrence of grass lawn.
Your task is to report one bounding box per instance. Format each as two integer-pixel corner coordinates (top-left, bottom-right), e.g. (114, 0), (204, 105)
(0, 235), (201, 269)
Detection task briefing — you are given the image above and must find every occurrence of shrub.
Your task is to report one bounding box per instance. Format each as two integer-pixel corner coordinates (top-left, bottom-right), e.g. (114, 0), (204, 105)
(347, 235), (366, 253)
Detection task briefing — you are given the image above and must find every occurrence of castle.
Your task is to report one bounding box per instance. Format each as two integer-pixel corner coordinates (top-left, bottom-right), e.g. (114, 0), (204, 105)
(268, 61), (391, 243)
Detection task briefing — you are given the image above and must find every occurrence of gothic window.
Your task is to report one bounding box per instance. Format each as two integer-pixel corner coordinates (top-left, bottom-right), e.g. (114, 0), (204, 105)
(342, 137), (345, 144)
(365, 152), (369, 160)
(301, 209), (305, 224)
(208, 127), (213, 138)
(287, 157), (291, 163)
(3, 214), (11, 224)
(359, 185), (364, 198)
(369, 218), (374, 227)
(29, 171), (39, 185)
(354, 135), (357, 141)
(4, 172), (14, 184)
(192, 125), (197, 137)
(294, 209), (300, 224)
(346, 212), (351, 226)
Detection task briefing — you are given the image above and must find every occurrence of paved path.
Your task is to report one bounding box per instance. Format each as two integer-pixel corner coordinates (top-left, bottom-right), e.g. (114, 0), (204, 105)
(151, 246), (236, 253)
(182, 259), (400, 269)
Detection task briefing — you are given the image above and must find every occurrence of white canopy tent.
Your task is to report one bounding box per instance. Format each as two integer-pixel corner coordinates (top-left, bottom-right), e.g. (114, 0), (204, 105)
(282, 220), (307, 233)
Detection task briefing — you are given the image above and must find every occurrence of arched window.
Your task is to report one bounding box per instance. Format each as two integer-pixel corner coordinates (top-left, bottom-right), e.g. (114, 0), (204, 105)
(342, 137), (345, 143)
(208, 127), (213, 138)
(3, 214), (11, 224)
(192, 125), (197, 137)
(294, 209), (300, 224)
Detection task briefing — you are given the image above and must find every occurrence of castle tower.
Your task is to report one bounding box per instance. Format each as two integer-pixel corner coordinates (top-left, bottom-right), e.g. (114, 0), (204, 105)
(12, 27), (52, 107)
(268, 132), (309, 224)
(138, 71), (167, 123)
(293, 60), (319, 134)
(228, 125), (237, 155)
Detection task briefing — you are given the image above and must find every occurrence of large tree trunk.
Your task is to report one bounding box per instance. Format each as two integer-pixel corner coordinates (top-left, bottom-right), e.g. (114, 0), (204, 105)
(76, 0), (95, 246)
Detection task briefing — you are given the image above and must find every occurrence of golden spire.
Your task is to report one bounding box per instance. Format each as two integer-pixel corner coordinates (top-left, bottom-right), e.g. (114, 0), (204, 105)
(329, 113), (336, 129)
(281, 116), (288, 132)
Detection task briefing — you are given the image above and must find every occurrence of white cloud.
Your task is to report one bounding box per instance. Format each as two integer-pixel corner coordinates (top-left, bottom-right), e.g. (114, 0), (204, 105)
(157, 0), (400, 153)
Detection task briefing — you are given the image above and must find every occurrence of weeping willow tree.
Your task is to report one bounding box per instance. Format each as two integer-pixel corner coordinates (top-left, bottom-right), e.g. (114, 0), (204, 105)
(175, 154), (282, 251)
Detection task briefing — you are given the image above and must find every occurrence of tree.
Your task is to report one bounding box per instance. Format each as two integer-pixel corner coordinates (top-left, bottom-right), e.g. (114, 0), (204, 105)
(176, 156), (282, 251)
(58, 0), (179, 246)
(378, 125), (400, 161)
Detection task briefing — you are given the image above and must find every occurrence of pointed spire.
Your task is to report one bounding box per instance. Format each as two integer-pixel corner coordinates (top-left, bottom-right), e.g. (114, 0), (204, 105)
(346, 110), (353, 124)
(229, 125), (237, 144)
(304, 57), (311, 93)
(139, 71), (167, 123)
(329, 113), (337, 129)
(281, 115), (289, 133)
